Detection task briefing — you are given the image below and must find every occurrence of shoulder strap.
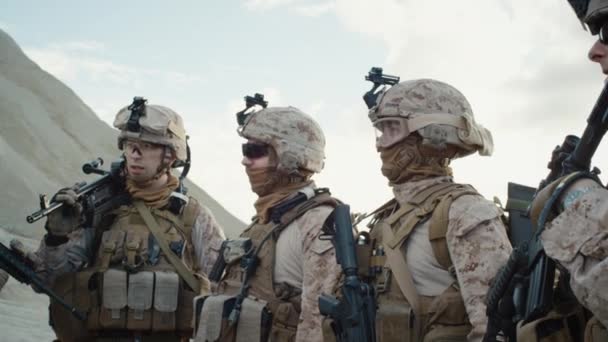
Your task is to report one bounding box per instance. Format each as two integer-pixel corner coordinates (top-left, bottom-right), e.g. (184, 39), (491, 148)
(181, 197), (202, 234)
(429, 185), (479, 270)
(279, 190), (339, 226)
(387, 182), (465, 249)
(133, 200), (200, 292)
(379, 221), (423, 341)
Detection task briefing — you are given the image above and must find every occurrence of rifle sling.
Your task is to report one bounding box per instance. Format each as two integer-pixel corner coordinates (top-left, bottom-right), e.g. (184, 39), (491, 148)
(133, 200), (200, 292)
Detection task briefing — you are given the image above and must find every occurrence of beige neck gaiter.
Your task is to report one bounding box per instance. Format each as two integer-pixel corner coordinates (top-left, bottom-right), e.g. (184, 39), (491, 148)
(126, 173), (180, 209)
(379, 136), (453, 185)
(247, 167), (312, 223)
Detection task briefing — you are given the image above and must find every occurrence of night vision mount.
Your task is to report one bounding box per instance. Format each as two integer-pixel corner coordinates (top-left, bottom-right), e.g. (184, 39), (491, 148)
(236, 93), (268, 126)
(127, 96), (148, 132)
(363, 67), (400, 109)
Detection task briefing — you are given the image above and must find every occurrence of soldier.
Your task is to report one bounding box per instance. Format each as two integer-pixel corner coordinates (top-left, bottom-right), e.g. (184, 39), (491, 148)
(34, 99), (225, 341)
(526, 1), (608, 339)
(193, 96), (341, 342)
(358, 77), (512, 341)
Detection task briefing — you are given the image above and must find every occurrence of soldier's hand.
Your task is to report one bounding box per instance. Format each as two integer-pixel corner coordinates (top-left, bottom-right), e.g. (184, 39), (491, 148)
(45, 184), (83, 238)
(529, 177), (563, 230)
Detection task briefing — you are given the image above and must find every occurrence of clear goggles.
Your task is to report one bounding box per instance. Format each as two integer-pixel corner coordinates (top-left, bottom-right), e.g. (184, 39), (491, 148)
(373, 118), (411, 148)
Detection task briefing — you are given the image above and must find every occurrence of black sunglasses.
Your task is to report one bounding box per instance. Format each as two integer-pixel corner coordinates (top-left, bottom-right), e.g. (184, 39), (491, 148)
(242, 143), (270, 159)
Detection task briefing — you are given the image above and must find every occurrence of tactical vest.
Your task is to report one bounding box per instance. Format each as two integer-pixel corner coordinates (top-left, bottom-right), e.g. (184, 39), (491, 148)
(49, 197), (203, 342)
(362, 182), (479, 342)
(194, 191), (338, 342)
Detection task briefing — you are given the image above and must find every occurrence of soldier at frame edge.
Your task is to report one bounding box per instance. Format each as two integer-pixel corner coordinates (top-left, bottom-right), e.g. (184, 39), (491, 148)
(523, 0), (608, 339)
(25, 98), (226, 341)
(336, 73), (512, 342)
(192, 95), (341, 342)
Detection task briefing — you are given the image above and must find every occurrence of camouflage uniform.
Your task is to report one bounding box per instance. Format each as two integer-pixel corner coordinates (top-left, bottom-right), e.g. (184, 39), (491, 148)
(362, 78), (510, 341)
(194, 103), (340, 342)
(32, 101), (226, 342)
(538, 180), (608, 328)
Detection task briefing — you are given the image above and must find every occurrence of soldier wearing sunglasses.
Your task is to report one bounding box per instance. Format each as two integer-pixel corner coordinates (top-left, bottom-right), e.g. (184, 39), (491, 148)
(522, 1), (608, 340)
(193, 97), (340, 342)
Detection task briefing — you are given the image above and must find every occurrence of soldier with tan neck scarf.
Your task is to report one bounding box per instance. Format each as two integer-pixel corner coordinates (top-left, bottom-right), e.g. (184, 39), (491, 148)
(30, 98), (226, 342)
(350, 75), (512, 342)
(194, 95), (340, 342)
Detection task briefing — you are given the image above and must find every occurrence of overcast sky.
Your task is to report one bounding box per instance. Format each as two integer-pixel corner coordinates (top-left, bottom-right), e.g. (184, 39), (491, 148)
(3, 0), (608, 223)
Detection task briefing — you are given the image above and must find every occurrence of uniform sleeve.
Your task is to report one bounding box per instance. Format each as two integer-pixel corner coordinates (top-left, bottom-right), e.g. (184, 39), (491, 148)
(295, 205), (341, 342)
(541, 187), (608, 327)
(34, 228), (95, 287)
(191, 205), (226, 276)
(446, 195), (512, 342)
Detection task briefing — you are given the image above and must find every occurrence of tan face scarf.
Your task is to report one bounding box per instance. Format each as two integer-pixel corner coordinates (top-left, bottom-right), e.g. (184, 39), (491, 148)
(126, 172), (180, 209)
(379, 136), (453, 185)
(246, 167), (312, 223)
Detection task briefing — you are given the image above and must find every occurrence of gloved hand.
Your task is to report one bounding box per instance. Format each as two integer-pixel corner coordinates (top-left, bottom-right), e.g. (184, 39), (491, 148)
(45, 184), (83, 239)
(530, 174), (601, 229)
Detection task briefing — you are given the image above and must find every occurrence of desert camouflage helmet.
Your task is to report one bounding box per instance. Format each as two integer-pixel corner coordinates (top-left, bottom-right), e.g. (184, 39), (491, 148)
(369, 79), (493, 159)
(569, 0), (608, 34)
(113, 97), (188, 164)
(238, 105), (326, 174)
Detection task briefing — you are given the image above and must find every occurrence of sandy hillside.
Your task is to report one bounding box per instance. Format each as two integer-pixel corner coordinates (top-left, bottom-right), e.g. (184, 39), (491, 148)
(0, 28), (244, 340)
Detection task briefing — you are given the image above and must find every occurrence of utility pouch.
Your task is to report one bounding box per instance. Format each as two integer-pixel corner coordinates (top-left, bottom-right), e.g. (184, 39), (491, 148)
(193, 295), (271, 342)
(126, 271), (154, 331)
(194, 294), (235, 342)
(268, 301), (296, 342)
(152, 271), (179, 331)
(100, 269), (128, 329)
(176, 278), (198, 333)
(376, 291), (413, 342)
(425, 286), (468, 328)
(99, 230), (126, 269)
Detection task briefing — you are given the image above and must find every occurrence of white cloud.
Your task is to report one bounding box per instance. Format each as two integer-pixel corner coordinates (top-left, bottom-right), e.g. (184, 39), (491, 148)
(50, 41), (106, 52)
(244, 0), (298, 11)
(292, 1), (335, 17)
(243, 0), (335, 17)
(24, 44), (203, 88)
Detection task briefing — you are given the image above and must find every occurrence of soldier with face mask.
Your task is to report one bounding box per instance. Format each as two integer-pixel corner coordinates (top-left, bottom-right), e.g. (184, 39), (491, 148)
(358, 76), (512, 342)
(524, 1), (608, 339)
(193, 95), (341, 342)
(32, 98), (225, 342)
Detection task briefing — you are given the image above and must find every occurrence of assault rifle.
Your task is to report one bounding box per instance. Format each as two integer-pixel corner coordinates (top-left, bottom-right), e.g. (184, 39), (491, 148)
(26, 157), (125, 228)
(484, 82), (608, 341)
(0, 240), (86, 320)
(319, 205), (376, 342)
